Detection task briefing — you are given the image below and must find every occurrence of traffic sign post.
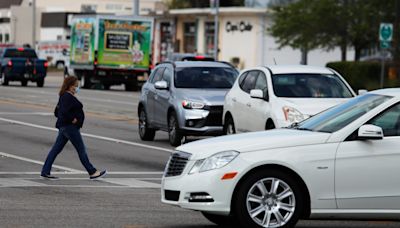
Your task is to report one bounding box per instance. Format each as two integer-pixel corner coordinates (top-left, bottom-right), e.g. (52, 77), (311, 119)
(379, 23), (393, 88)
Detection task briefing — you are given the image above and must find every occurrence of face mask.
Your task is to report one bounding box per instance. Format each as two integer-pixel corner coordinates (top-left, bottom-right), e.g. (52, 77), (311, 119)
(75, 86), (80, 94)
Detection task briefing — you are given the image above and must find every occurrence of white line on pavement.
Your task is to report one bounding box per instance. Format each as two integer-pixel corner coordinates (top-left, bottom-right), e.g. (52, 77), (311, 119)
(0, 117), (173, 153)
(0, 151), (82, 173)
(0, 112), (53, 116)
(0, 171), (163, 175)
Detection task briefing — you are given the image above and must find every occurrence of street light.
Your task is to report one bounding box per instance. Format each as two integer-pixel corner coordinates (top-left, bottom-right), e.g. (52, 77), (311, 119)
(211, 0), (219, 61)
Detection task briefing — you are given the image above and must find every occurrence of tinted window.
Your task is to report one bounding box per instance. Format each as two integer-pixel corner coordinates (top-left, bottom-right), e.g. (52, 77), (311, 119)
(368, 103), (400, 137)
(238, 72), (248, 86)
(272, 74), (353, 98)
(255, 72), (268, 93)
(151, 67), (165, 83)
(174, 67), (238, 89)
(4, 49), (37, 58)
(240, 71), (259, 93)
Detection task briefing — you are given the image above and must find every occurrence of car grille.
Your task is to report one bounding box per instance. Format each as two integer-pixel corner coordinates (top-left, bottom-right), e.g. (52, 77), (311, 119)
(205, 105), (223, 126)
(164, 151), (191, 177)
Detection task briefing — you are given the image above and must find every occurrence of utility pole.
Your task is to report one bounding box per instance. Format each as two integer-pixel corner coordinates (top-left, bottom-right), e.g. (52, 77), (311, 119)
(32, 0), (36, 49)
(213, 0), (219, 61)
(133, 0), (139, 16)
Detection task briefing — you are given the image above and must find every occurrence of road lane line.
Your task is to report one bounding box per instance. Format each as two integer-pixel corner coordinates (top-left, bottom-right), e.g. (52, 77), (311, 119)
(0, 117), (173, 153)
(0, 151), (82, 173)
(0, 112), (53, 116)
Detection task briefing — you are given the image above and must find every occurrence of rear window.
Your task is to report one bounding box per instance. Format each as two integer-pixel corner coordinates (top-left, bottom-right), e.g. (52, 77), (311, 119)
(175, 67), (238, 89)
(4, 49), (37, 58)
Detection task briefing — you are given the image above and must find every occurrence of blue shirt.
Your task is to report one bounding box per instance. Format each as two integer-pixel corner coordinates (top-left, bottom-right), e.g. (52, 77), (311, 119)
(55, 92), (85, 129)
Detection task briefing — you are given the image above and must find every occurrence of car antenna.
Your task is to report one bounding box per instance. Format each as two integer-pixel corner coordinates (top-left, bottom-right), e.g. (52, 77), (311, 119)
(273, 58), (277, 65)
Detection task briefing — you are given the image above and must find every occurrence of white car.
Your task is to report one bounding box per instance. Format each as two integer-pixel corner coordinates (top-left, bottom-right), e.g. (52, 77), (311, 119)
(223, 65), (356, 134)
(161, 88), (400, 228)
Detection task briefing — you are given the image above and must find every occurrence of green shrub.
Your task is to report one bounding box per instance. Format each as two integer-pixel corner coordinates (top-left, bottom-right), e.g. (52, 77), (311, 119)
(326, 61), (398, 91)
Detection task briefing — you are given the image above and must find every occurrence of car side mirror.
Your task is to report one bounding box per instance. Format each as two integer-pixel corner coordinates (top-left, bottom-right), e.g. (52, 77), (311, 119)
(154, 81), (168, 90)
(250, 89), (264, 99)
(358, 124), (383, 140)
(358, 89), (368, 96)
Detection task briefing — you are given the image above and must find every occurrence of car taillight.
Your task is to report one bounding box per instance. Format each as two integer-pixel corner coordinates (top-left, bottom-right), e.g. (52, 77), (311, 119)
(7, 60), (12, 67)
(44, 61), (49, 68)
(195, 55), (205, 60)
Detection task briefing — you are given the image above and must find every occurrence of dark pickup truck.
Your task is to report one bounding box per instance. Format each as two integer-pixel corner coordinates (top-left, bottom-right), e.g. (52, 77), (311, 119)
(0, 48), (48, 87)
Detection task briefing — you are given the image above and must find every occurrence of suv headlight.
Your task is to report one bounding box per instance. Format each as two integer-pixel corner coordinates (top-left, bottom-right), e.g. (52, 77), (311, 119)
(283, 106), (304, 123)
(189, 151), (239, 174)
(182, 100), (205, 109)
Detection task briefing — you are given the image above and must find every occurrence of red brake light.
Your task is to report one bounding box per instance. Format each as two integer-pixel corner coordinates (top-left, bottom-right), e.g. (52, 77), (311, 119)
(44, 61), (49, 68)
(7, 60), (12, 67)
(17, 48), (24, 51)
(195, 55), (205, 60)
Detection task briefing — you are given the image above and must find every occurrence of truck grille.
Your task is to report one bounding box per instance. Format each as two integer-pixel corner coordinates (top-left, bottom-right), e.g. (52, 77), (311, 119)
(205, 105), (223, 126)
(164, 151), (191, 177)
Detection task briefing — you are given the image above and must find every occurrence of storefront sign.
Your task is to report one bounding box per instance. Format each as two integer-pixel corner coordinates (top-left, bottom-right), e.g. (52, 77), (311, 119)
(226, 21), (253, 33)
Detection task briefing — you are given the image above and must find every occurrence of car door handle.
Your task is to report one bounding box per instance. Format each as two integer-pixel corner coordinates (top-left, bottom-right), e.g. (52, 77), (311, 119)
(246, 103), (251, 107)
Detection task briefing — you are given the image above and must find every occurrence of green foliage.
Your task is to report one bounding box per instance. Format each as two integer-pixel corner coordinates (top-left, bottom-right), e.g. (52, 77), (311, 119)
(326, 61), (398, 91)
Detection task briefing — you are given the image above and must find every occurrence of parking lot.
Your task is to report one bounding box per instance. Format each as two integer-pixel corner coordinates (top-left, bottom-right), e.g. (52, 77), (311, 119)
(0, 73), (400, 227)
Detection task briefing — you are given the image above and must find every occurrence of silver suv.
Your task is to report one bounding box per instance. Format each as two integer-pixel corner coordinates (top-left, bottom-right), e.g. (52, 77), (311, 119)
(138, 61), (238, 146)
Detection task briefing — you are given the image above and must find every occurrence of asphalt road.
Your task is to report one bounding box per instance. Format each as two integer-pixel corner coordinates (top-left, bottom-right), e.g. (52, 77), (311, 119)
(0, 73), (399, 228)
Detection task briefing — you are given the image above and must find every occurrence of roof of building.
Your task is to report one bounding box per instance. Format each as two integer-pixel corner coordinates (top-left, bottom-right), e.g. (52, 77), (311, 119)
(0, 0), (22, 9)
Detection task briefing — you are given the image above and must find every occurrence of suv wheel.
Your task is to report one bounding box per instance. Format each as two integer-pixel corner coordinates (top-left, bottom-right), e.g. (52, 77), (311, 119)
(168, 112), (183, 146)
(138, 108), (156, 141)
(201, 212), (237, 226)
(233, 170), (303, 228)
(1, 73), (9, 86)
(224, 116), (236, 135)
(36, 79), (44, 87)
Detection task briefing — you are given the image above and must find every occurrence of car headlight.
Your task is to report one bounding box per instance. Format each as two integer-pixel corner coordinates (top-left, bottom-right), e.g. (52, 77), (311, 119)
(189, 151), (239, 174)
(283, 106), (304, 123)
(182, 100), (205, 109)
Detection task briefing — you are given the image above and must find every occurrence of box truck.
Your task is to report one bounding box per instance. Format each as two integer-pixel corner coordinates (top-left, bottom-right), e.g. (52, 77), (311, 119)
(69, 15), (153, 91)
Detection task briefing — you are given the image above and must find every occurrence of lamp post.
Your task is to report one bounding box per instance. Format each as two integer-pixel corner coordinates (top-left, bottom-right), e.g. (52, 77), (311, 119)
(32, 0), (36, 49)
(213, 0), (219, 60)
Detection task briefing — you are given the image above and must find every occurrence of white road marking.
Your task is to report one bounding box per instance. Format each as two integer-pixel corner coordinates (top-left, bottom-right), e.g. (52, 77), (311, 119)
(0, 117), (173, 153)
(0, 112), (53, 116)
(101, 178), (161, 188)
(0, 151), (82, 173)
(0, 171), (163, 175)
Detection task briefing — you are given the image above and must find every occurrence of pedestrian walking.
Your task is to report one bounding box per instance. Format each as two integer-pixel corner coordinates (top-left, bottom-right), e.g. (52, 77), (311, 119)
(41, 76), (106, 180)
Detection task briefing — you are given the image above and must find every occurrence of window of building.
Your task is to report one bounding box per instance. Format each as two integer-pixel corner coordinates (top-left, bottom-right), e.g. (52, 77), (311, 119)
(204, 22), (215, 56)
(183, 22), (196, 53)
(5, 33), (9, 43)
(0, 34), (3, 43)
(81, 4), (97, 13)
(160, 22), (172, 62)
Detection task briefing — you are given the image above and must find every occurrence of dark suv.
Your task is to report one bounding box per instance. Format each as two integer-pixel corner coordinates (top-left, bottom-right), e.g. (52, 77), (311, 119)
(138, 61), (238, 146)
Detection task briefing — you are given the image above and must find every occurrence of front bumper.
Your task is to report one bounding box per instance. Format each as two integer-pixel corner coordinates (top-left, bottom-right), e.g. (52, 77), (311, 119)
(3, 71), (46, 82)
(179, 107), (224, 136)
(161, 155), (248, 215)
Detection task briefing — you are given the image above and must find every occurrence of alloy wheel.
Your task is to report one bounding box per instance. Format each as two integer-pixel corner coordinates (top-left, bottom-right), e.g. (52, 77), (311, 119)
(246, 178), (296, 228)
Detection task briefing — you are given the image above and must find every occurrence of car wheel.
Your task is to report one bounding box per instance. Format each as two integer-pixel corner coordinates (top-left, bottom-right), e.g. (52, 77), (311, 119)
(1, 72), (9, 86)
(168, 112), (183, 146)
(224, 116), (236, 135)
(138, 108), (156, 141)
(201, 212), (237, 227)
(21, 80), (28, 87)
(233, 170), (303, 228)
(36, 79), (44, 87)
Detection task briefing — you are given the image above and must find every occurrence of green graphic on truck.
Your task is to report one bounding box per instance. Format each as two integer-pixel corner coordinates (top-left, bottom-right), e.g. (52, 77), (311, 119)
(97, 19), (152, 70)
(70, 17), (95, 65)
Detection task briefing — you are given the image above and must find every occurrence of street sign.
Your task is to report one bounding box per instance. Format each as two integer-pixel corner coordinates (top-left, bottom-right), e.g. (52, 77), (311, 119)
(380, 40), (390, 49)
(379, 23), (393, 42)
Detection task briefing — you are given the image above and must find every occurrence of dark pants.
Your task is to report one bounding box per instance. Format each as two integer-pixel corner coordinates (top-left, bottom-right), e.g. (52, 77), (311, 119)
(41, 125), (97, 176)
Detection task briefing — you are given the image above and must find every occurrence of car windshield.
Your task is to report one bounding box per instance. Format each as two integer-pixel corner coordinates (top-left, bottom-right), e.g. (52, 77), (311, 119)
(4, 49), (37, 58)
(272, 73), (353, 98)
(175, 67), (238, 89)
(293, 94), (392, 133)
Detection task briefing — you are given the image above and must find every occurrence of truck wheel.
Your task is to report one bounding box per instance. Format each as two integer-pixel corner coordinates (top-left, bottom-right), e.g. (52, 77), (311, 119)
(201, 212), (237, 226)
(168, 112), (183, 147)
(1, 73), (9, 86)
(81, 75), (92, 89)
(125, 81), (138, 91)
(103, 84), (111, 90)
(233, 169), (304, 228)
(138, 108), (156, 141)
(36, 79), (44, 87)
(21, 80), (28, 87)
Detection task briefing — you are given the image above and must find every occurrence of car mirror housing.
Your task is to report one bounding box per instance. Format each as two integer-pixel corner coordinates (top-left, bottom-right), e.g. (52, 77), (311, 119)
(358, 124), (383, 140)
(250, 89), (264, 99)
(154, 81), (168, 90)
(358, 89), (368, 96)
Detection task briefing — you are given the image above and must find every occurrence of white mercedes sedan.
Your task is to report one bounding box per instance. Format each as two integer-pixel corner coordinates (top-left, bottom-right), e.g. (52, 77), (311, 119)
(161, 89), (400, 228)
